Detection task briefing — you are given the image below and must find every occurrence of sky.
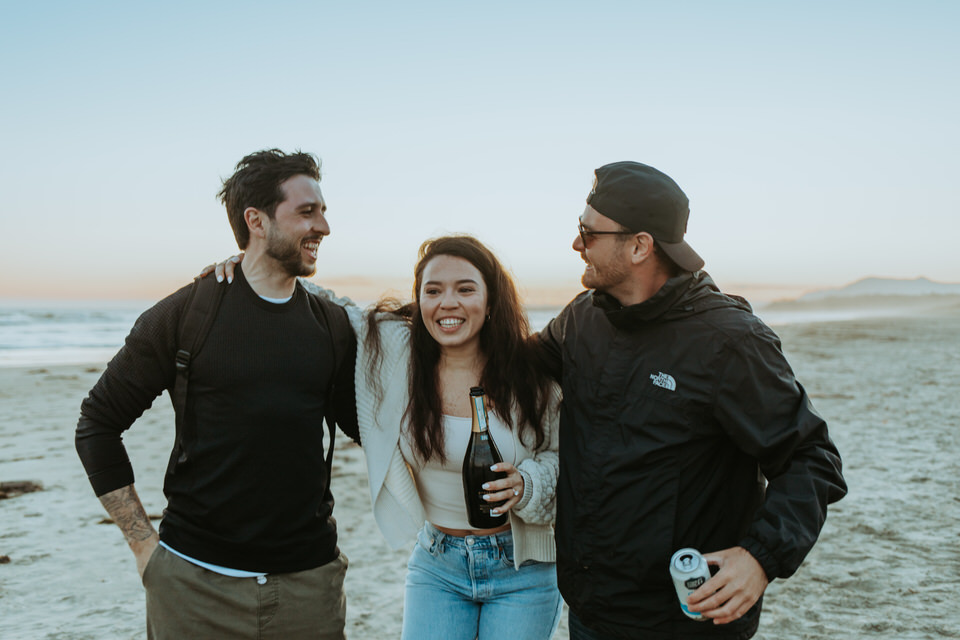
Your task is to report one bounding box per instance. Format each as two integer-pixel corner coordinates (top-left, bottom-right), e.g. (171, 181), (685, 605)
(2, 0), (958, 305)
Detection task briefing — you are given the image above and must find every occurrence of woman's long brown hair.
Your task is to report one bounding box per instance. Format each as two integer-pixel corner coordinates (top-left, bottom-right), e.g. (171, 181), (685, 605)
(365, 235), (551, 463)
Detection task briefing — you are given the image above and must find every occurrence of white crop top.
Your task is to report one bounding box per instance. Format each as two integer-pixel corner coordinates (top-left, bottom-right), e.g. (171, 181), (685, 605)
(399, 412), (517, 529)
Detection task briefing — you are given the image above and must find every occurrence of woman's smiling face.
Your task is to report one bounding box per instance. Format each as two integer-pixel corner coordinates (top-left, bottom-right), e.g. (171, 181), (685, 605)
(419, 254), (489, 354)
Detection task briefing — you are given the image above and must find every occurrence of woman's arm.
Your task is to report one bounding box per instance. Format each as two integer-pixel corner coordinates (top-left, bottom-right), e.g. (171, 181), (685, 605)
(510, 384), (561, 525)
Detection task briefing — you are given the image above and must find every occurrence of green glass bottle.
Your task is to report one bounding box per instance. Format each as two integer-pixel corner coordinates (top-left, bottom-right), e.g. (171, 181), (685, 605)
(462, 386), (507, 528)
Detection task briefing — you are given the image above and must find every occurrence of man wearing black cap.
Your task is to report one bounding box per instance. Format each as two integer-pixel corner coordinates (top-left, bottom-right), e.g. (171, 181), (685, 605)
(534, 162), (847, 639)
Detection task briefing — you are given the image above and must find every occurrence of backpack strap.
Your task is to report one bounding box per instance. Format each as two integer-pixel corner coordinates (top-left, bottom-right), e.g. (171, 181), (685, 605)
(305, 290), (356, 473)
(168, 274), (226, 475)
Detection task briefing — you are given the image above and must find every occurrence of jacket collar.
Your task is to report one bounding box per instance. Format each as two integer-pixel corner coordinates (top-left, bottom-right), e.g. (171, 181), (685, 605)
(591, 271), (749, 330)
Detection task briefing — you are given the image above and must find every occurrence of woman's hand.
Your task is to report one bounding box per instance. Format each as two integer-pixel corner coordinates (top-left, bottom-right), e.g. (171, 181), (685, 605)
(482, 462), (525, 515)
(198, 253), (244, 283)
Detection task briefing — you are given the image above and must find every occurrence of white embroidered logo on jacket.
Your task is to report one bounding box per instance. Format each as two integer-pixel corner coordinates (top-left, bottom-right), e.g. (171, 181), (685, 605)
(650, 372), (676, 391)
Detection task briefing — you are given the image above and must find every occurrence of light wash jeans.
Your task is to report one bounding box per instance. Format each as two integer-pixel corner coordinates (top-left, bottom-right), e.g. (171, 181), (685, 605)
(401, 522), (562, 640)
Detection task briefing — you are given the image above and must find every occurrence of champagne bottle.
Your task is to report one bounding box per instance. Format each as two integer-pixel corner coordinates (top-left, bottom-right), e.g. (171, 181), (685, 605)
(462, 386), (507, 529)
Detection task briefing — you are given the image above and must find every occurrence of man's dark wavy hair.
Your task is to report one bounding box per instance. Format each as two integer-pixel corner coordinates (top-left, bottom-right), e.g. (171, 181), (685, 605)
(365, 235), (552, 463)
(218, 149), (321, 249)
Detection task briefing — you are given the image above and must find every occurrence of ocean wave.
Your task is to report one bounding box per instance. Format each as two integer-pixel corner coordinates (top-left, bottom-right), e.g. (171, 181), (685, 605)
(0, 301), (150, 366)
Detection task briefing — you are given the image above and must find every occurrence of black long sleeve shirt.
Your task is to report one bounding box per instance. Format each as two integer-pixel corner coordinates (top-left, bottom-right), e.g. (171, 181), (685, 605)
(76, 267), (358, 573)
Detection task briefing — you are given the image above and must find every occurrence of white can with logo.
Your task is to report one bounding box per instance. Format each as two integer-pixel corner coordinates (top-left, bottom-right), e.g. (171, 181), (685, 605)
(669, 548), (711, 621)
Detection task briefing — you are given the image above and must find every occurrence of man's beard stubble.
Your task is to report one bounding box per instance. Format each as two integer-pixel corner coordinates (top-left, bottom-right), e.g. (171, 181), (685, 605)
(265, 227), (319, 278)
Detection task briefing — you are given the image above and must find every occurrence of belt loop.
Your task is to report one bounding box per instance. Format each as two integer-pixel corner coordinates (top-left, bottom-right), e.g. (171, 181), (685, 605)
(426, 521), (443, 553)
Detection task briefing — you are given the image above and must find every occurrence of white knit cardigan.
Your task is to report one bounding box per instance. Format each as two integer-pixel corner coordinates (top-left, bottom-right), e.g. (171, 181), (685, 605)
(304, 282), (559, 568)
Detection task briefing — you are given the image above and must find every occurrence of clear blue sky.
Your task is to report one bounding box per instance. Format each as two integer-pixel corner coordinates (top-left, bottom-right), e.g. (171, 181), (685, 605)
(3, 0), (957, 302)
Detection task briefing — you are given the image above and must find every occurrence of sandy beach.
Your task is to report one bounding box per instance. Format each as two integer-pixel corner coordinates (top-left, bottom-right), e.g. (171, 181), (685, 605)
(2, 311), (959, 639)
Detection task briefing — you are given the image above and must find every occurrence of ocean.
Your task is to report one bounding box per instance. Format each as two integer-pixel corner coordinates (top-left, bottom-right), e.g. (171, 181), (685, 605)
(0, 299), (153, 368)
(0, 297), (885, 369)
(0, 300), (566, 369)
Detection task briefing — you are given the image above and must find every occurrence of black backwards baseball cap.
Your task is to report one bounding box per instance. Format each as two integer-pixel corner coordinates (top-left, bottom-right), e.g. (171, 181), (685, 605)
(586, 161), (704, 272)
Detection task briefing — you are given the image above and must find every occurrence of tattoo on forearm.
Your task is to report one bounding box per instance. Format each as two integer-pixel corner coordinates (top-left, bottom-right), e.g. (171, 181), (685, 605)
(99, 485), (155, 544)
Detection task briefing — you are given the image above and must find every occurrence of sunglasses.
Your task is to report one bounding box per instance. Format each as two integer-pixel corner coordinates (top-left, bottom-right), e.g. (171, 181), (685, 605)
(578, 222), (636, 246)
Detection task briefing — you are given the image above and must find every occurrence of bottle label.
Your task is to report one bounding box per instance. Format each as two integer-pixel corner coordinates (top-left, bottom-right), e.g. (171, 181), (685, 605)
(472, 396), (488, 432)
(476, 492), (496, 515)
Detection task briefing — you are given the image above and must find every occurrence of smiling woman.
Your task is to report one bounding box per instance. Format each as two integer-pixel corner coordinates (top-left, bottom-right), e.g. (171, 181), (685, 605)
(344, 234), (563, 639)
(419, 254), (489, 354)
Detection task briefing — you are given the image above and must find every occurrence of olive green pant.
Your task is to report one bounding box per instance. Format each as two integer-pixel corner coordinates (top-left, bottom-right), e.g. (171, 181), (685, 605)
(143, 545), (348, 639)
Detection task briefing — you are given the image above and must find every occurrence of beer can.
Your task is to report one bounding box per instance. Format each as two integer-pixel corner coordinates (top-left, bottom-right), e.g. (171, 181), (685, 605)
(670, 548), (711, 621)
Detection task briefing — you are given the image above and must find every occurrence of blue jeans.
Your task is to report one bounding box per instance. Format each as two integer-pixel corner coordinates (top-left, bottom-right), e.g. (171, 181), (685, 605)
(401, 522), (562, 640)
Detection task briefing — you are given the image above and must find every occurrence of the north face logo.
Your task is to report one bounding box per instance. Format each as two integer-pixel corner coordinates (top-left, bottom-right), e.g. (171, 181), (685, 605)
(650, 372), (676, 391)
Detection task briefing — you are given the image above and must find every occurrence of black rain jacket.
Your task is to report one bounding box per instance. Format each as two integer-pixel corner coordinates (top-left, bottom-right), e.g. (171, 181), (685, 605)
(536, 271), (847, 639)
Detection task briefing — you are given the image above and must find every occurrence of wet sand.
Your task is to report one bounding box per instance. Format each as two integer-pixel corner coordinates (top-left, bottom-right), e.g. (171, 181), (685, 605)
(756, 313), (960, 639)
(1, 312), (958, 638)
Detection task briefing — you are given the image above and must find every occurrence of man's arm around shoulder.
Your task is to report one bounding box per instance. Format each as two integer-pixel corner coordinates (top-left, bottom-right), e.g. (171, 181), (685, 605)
(531, 306), (570, 383)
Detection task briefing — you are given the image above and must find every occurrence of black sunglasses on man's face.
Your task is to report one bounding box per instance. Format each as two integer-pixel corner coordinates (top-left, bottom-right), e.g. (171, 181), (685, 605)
(578, 221), (635, 246)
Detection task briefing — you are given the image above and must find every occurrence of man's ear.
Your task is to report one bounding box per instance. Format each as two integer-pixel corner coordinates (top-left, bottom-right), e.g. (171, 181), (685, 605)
(244, 207), (267, 239)
(629, 232), (655, 265)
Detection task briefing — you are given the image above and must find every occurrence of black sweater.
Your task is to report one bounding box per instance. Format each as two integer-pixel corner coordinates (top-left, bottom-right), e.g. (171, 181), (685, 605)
(76, 267), (358, 573)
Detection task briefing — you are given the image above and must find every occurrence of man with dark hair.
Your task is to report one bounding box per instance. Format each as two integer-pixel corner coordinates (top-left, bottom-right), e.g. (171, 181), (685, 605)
(536, 161), (847, 639)
(219, 149), (322, 251)
(76, 149), (358, 639)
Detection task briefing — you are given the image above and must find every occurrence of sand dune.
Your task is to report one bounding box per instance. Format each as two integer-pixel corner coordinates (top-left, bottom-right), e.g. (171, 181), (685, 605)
(764, 293), (960, 314)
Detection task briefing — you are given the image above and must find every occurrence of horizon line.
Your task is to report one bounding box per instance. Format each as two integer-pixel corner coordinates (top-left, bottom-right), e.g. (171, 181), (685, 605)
(4, 274), (958, 307)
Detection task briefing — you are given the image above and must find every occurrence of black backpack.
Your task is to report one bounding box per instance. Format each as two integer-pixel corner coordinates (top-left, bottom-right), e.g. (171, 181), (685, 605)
(166, 274), (354, 479)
